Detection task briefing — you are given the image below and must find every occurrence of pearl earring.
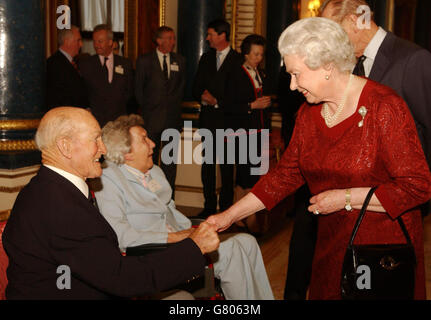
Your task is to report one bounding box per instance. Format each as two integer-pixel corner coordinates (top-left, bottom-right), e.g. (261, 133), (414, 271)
(325, 75), (330, 80)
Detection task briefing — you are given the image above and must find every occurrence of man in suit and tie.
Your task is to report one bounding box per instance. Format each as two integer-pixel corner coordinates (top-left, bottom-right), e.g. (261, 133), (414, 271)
(193, 19), (242, 217)
(321, 0), (431, 166)
(46, 26), (88, 109)
(79, 24), (134, 127)
(135, 26), (186, 194)
(2, 106), (219, 299)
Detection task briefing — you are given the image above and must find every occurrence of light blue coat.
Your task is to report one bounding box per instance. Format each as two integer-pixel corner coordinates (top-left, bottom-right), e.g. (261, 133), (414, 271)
(95, 161), (191, 252)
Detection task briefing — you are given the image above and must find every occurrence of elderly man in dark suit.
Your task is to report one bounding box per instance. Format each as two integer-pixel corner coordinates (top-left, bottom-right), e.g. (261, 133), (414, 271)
(135, 26), (186, 193)
(1, 107), (219, 300)
(46, 26), (88, 109)
(193, 19), (242, 217)
(79, 24), (134, 127)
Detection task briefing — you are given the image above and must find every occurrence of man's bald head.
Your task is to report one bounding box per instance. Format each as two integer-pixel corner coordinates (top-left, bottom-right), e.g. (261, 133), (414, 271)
(36, 107), (106, 180)
(35, 107), (93, 151)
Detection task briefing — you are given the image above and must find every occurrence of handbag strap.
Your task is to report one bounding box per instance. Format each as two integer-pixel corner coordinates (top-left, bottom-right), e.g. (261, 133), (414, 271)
(348, 187), (413, 246)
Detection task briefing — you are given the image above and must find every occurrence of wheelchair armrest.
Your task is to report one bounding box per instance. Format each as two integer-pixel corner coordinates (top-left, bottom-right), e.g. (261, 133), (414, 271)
(126, 243), (172, 256)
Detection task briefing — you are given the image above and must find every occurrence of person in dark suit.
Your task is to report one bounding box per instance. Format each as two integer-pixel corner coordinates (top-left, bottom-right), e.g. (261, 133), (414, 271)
(282, 0), (431, 300)
(1, 107), (220, 300)
(135, 26), (186, 194)
(321, 0), (431, 166)
(79, 24), (134, 127)
(46, 26), (88, 109)
(193, 19), (242, 217)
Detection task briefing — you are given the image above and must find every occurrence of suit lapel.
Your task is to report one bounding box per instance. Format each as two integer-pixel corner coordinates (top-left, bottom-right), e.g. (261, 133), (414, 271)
(369, 33), (393, 82)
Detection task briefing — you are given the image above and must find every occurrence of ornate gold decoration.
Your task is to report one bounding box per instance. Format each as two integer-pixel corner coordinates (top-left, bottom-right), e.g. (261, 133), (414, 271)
(0, 119), (40, 131)
(181, 101), (201, 109)
(386, 0), (395, 32)
(0, 209), (10, 222)
(181, 114), (199, 121)
(0, 140), (37, 151)
(0, 168), (39, 179)
(159, 0), (166, 26)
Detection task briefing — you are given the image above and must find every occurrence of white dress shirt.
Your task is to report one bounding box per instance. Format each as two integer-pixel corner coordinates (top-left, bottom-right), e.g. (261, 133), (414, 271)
(363, 27), (387, 77)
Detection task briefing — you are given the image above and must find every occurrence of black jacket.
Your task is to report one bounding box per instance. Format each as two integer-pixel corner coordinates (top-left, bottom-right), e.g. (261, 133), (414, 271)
(2, 166), (205, 299)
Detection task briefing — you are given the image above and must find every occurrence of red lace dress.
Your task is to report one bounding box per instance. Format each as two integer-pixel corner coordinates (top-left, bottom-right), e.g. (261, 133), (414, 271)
(252, 80), (431, 299)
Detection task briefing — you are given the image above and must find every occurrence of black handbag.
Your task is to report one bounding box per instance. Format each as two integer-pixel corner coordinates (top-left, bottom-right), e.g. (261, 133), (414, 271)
(341, 187), (416, 300)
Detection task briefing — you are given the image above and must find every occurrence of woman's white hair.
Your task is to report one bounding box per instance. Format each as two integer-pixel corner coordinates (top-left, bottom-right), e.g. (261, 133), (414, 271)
(102, 114), (145, 165)
(278, 17), (355, 73)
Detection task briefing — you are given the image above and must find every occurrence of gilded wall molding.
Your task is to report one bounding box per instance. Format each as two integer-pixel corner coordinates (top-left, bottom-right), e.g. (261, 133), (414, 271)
(0, 168), (39, 179)
(0, 185), (26, 194)
(0, 119), (40, 131)
(159, 0), (166, 26)
(0, 140), (37, 151)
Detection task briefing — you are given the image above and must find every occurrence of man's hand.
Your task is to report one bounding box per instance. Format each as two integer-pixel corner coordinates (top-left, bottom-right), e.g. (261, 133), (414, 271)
(188, 221), (220, 254)
(201, 90), (217, 106)
(167, 228), (194, 243)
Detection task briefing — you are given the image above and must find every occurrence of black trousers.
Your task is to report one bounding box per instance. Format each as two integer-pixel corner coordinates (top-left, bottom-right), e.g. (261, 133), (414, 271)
(284, 185), (317, 300)
(199, 107), (234, 211)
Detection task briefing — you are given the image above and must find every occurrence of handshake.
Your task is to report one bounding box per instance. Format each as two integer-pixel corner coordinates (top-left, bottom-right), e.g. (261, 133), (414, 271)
(188, 221), (220, 254)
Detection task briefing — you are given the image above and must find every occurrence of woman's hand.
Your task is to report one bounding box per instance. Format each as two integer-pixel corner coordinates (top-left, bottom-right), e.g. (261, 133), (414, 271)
(308, 187), (386, 215)
(206, 211), (234, 232)
(308, 189), (345, 215)
(251, 96), (271, 109)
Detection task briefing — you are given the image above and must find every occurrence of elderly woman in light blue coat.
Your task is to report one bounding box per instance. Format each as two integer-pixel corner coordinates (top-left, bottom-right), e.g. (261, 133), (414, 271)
(95, 114), (274, 300)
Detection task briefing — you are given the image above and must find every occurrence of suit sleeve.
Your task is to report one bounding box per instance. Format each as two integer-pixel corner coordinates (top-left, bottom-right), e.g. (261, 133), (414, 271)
(95, 175), (170, 252)
(402, 49), (431, 167)
(192, 55), (207, 102)
(125, 58), (134, 103)
(177, 56), (186, 101)
(48, 192), (205, 297)
(134, 56), (146, 108)
(46, 58), (73, 108)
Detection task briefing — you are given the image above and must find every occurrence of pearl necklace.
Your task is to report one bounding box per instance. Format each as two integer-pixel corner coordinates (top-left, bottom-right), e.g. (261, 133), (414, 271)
(321, 74), (354, 127)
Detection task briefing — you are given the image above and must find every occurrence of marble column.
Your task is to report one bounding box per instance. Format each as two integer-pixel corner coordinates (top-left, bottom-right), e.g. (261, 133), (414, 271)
(177, 0), (224, 103)
(0, 0), (45, 218)
(0, 0), (45, 170)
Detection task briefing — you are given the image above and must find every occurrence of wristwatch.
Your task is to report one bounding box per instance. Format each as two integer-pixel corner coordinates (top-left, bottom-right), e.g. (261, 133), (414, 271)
(345, 189), (353, 212)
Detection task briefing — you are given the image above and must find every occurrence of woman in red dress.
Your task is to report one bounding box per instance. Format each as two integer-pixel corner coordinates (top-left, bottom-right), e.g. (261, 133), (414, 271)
(207, 17), (431, 299)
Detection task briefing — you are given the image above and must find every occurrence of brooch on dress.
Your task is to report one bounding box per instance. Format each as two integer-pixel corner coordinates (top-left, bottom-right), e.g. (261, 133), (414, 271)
(358, 106), (368, 127)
